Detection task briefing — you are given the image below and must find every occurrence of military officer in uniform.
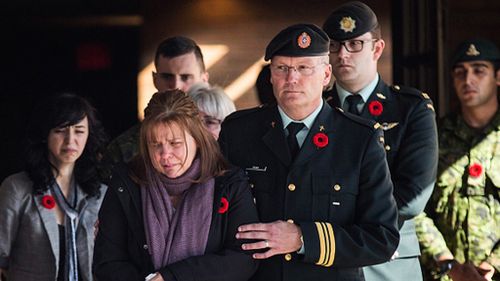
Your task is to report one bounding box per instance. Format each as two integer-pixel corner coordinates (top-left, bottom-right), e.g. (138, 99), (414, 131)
(321, 2), (439, 281)
(416, 39), (500, 281)
(219, 23), (399, 281)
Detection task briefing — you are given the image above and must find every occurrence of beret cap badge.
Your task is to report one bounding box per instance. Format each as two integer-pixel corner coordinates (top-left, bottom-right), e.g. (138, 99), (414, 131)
(451, 38), (500, 65)
(340, 16), (356, 33)
(297, 32), (312, 49)
(466, 44), (480, 56)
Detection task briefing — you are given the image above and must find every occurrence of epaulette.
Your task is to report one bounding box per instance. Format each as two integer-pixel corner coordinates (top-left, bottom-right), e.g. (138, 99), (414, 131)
(223, 104), (267, 122)
(335, 107), (381, 130)
(391, 84), (435, 112)
(391, 84), (433, 101)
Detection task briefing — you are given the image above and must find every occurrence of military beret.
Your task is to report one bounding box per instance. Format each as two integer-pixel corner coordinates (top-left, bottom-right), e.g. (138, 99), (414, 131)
(322, 1), (379, 41)
(264, 23), (330, 61)
(451, 38), (500, 66)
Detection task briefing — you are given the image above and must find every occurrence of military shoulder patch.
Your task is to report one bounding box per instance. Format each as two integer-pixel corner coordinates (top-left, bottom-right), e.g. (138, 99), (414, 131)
(391, 84), (434, 103)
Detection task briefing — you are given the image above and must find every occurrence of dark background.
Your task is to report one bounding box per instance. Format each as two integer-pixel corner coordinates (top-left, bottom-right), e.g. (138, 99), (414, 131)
(1, 0), (499, 181)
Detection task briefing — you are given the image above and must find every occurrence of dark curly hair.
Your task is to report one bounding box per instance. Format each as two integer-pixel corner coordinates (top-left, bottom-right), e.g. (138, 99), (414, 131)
(24, 93), (108, 197)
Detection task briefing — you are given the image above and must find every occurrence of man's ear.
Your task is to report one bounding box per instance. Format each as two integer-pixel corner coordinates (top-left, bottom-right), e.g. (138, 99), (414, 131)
(201, 71), (209, 83)
(152, 71), (160, 90)
(373, 39), (385, 61)
(323, 64), (332, 86)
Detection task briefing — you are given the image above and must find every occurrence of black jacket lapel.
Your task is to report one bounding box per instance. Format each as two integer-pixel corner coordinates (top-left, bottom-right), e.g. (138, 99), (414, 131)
(262, 108), (292, 166)
(294, 102), (335, 166)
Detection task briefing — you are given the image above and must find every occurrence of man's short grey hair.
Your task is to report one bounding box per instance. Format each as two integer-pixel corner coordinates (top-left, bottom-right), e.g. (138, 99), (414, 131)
(188, 83), (236, 121)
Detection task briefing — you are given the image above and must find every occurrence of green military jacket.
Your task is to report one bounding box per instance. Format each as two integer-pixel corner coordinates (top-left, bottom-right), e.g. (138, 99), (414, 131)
(416, 110), (500, 280)
(99, 123), (141, 182)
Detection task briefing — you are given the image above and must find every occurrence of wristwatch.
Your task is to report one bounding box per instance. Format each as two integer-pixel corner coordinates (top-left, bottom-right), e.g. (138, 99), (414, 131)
(433, 259), (457, 278)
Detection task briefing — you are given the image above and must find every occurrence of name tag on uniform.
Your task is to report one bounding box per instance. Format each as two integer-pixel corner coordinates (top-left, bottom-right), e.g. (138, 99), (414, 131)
(245, 166), (267, 172)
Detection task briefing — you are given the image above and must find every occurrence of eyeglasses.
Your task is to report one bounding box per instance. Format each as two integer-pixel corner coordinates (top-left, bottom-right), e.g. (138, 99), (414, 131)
(202, 116), (222, 130)
(270, 63), (325, 77)
(329, 39), (378, 53)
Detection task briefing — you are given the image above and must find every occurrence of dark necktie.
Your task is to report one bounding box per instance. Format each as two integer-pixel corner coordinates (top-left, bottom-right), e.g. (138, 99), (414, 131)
(287, 122), (305, 160)
(346, 95), (363, 115)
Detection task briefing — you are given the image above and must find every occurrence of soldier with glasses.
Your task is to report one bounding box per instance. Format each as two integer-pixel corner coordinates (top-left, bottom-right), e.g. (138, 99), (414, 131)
(322, 1), (438, 281)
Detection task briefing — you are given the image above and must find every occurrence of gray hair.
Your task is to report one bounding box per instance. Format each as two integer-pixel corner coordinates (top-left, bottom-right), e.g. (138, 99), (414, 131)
(188, 83), (236, 121)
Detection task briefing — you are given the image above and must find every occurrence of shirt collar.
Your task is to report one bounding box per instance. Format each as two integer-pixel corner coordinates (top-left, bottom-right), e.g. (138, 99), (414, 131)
(336, 74), (379, 108)
(278, 99), (324, 130)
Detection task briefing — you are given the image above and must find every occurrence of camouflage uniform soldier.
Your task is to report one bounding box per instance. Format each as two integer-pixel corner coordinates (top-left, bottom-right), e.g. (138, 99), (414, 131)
(99, 36), (209, 181)
(416, 39), (500, 281)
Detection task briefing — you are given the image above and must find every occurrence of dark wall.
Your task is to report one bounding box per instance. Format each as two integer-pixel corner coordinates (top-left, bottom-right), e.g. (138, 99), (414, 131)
(0, 21), (140, 181)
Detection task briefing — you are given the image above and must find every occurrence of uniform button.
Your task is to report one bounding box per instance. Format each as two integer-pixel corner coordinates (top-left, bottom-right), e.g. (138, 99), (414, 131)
(288, 184), (296, 191)
(284, 253), (292, 261)
(249, 183), (254, 188)
(143, 244), (149, 250)
(394, 85), (400, 90)
(287, 219), (294, 224)
(117, 187), (124, 192)
(385, 145), (391, 151)
(333, 184), (341, 191)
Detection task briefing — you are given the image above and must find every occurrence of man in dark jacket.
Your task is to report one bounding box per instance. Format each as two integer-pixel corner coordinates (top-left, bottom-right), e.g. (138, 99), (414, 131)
(321, 2), (438, 281)
(219, 23), (399, 281)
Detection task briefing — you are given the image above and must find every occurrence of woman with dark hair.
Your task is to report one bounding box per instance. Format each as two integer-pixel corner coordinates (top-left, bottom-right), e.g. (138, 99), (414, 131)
(0, 93), (108, 281)
(93, 90), (259, 281)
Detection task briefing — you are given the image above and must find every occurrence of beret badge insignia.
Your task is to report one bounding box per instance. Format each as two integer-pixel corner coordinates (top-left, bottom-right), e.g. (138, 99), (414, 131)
(466, 44), (480, 56)
(297, 32), (311, 49)
(339, 16), (356, 33)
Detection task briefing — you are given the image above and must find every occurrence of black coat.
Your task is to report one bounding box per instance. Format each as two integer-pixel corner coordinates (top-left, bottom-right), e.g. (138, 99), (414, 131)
(219, 102), (399, 281)
(93, 164), (259, 281)
(324, 80), (438, 280)
(325, 81), (438, 250)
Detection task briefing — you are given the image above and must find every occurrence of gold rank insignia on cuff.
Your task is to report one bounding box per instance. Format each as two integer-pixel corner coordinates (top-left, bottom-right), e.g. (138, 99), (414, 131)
(314, 222), (335, 267)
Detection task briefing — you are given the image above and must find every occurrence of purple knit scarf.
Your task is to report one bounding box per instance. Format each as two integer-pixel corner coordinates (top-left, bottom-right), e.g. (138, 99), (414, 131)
(141, 157), (214, 270)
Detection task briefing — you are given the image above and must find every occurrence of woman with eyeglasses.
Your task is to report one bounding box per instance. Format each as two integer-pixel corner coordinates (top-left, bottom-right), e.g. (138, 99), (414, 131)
(0, 93), (108, 281)
(93, 90), (258, 281)
(188, 83), (236, 140)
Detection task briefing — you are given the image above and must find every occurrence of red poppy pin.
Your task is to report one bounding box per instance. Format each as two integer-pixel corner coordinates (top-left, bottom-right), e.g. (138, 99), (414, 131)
(218, 197), (229, 214)
(368, 101), (383, 116)
(313, 132), (329, 148)
(42, 195), (56, 209)
(468, 163), (483, 178)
